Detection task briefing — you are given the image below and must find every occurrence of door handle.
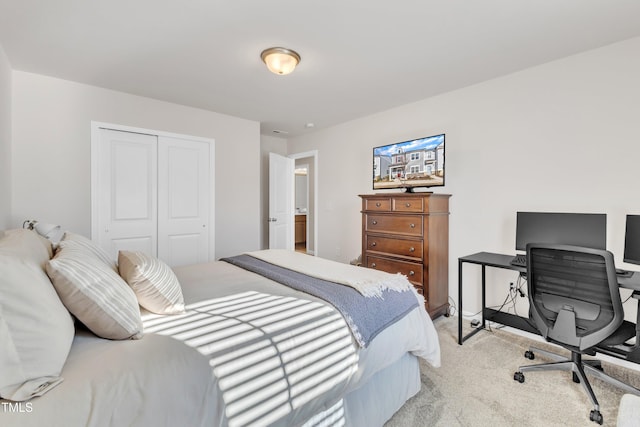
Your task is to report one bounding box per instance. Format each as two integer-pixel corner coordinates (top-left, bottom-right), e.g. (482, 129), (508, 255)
(268, 218), (277, 222)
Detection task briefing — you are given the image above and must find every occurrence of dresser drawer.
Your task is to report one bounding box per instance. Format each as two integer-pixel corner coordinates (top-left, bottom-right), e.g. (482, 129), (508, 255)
(364, 198), (391, 211)
(365, 256), (423, 285)
(364, 234), (423, 260)
(365, 214), (423, 236)
(392, 197), (424, 212)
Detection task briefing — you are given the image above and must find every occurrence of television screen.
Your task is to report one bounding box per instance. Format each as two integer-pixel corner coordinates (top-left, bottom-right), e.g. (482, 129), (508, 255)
(373, 133), (445, 192)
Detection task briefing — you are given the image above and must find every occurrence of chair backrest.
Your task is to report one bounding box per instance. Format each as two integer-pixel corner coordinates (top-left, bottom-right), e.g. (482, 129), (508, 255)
(526, 243), (625, 351)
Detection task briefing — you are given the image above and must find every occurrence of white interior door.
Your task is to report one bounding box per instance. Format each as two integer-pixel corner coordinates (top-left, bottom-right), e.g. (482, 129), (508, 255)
(158, 136), (210, 267)
(97, 128), (158, 260)
(269, 152), (294, 250)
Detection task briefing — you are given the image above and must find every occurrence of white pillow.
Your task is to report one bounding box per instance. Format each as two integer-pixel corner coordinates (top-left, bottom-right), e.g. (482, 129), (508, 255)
(59, 231), (117, 272)
(0, 229), (53, 268)
(0, 254), (74, 401)
(46, 246), (143, 340)
(118, 251), (185, 315)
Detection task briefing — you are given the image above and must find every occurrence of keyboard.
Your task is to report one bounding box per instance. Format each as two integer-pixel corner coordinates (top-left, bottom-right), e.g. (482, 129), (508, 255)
(510, 254), (527, 267)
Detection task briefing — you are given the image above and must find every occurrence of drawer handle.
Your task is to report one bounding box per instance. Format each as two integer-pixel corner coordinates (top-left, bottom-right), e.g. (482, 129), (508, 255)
(371, 263), (377, 268)
(405, 202), (411, 207)
(372, 220), (378, 225)
(409, 247), (415, 252)
(410, 223), (415, 228)
(409, 271), (415, 276)
(375, 202), (381, 207)
(371, 242), (377, 247)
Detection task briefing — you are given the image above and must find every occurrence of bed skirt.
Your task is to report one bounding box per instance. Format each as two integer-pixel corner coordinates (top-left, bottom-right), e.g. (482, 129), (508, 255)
(303, 352), (421, 426)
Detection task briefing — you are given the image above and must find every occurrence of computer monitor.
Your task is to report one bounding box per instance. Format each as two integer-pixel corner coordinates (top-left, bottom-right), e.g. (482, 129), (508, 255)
(515, 212), (607, 252)
(624, 215), (640, 265)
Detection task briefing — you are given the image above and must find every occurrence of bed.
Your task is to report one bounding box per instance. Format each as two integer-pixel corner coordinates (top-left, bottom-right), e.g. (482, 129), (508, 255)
(0, 229), (440, 426)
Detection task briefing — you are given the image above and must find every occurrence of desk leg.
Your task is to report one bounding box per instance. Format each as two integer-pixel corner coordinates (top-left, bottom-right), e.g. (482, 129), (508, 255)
(458, 259), (463, 345)
(458, 259), (486, 345)
(481, 265), (486, 329)
(624, 293), (640, 363)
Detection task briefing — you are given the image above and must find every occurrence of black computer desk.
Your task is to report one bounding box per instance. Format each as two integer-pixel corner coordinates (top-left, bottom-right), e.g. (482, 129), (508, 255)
(457, 252), (640, 363)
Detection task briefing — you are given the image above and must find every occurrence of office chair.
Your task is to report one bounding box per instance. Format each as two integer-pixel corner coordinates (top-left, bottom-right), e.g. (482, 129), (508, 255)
(513, 244), (640, 425)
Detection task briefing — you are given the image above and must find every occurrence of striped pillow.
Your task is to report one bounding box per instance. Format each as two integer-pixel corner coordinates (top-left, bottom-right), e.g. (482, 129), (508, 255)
(46, 246), (143, 340)
(118, 251), (185, 315)
(59, 232), (117, 272)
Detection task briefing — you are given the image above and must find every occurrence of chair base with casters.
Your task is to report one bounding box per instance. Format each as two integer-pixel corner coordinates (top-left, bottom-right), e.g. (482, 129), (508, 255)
(514, 344), (640, 425)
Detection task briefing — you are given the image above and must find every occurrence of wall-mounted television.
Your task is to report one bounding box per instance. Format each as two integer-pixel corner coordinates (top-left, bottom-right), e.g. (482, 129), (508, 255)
(373, 133), (445, 192)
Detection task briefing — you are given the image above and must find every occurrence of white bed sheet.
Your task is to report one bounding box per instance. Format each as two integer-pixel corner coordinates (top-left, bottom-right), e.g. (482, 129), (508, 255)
(0, 329), (218, 427)
(162, 260), (440, 426)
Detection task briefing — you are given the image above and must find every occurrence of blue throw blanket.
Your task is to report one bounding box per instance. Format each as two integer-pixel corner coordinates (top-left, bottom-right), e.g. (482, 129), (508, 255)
(221, 254), (419, 348)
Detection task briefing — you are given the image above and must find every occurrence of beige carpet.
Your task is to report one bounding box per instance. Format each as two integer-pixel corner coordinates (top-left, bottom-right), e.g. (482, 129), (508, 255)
(385, 316), (640, 427)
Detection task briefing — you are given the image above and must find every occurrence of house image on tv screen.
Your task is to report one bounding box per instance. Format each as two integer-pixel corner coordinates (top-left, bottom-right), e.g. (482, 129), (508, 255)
(373, 134), (445, 189)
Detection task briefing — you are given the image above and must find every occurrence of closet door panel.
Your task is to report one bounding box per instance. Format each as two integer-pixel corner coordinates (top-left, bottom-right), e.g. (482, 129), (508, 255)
(158, 136), (210, 267)
(164, 234), (201, 267)
(111, 236), (155, 257)
(97, 129), (158, 260)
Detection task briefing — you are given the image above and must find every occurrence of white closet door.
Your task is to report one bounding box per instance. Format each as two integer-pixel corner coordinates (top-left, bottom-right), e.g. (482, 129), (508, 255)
(97, 129), (158, 259)
(158, 136), (210, 267)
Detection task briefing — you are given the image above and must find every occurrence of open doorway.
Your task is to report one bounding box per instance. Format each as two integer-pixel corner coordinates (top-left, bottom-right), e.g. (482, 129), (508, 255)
(294, 164), (308, 253)
(291, 151), (317, 255)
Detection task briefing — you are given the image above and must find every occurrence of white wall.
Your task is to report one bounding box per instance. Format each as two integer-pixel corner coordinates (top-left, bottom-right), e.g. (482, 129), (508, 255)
(0, 43), (11, 229)
(288, 36), (640, 320)
(11, 72), (261, 259)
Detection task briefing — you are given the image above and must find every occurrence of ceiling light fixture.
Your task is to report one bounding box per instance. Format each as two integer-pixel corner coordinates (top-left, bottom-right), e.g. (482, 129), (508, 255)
(261, 47), (301, 75)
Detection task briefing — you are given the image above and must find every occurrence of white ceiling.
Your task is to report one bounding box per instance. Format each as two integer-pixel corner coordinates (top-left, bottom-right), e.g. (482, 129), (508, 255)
(1, 0), (640, 138)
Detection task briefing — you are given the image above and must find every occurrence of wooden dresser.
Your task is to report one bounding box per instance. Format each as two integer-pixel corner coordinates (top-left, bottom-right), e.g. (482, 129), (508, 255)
(359, 192), (451, 318)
